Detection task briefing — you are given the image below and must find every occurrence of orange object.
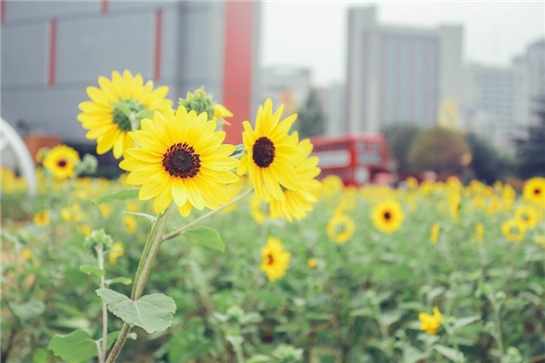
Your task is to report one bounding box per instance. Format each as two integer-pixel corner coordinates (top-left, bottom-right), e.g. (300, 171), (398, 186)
(25, 134), (62, 163)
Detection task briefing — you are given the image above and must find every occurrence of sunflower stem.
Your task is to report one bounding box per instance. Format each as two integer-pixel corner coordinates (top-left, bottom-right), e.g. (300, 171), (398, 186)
(105, 207), (171, 363)
(96, 244), (107, 363)
(162, 188), (254, 242)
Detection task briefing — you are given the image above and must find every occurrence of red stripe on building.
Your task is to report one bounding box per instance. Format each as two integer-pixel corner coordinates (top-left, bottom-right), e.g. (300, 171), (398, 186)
(222, 1), (254, 145)
(0, 0), (6, 25)
(153, 9), (163, 80)
(101, 0), (109, 14)
(48, 19), (57, 87)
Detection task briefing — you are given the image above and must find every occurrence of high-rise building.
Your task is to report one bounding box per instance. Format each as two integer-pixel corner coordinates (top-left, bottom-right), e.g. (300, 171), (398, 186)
(1, 0), (260, 145)
(259, 65), (312, 117)
(321, 82), (346, 136)
(346, 5), (464, 133)
(463, 39), (545, 150)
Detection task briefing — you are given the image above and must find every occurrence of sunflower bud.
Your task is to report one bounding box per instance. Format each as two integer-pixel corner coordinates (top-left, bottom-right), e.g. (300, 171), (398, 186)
(84, 229), (113, 252)
(75, 154), (98, 175)
(178, 88), (216, 121)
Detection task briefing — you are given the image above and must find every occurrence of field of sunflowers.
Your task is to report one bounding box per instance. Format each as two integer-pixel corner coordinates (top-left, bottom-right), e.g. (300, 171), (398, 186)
(2, 71), (545, 363)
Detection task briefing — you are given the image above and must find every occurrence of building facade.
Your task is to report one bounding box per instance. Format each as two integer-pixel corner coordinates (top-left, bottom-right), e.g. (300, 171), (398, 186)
(1, 0), (260, 146)
(346, 6), (464, 134)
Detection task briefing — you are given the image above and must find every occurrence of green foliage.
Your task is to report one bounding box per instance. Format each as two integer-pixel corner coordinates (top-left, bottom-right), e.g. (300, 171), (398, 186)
(9, 300), (45, 321)
(185, 227), (224, 252)
(408, 127), (470, 174)
(79, 264), (105, 277)
(48, 329), (98, 363)
(94, 188), (139, 205)
(296, 89), (326, 138)
(464, 133), (507, 183)
(382, 125), (422, 173)
(96, 289), (176, 334)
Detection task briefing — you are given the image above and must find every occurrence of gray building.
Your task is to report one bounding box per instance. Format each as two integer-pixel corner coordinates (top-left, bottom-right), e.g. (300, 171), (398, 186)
(346, 5), (464, 133)
(259, 65), (312, 117)
(1, 0), (260, 146)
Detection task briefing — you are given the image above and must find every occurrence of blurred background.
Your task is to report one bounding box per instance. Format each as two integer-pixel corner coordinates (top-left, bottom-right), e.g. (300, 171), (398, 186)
(1, 0), (544, 183)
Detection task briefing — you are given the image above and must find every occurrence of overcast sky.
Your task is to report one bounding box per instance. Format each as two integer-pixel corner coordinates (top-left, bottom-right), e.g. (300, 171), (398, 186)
(262, 1), (545, 86)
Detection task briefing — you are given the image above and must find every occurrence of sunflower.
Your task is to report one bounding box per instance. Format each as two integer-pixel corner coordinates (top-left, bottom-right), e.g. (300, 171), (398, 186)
(268, 138), (321, 222)
(43, 145), (80, 180)
(179, 88), (233, 126)
(21, 247), (33, 262)
(327, 214), (355, 243)
(237, 99), (301, 202)
(33, 210), (50, 226)
(307, 258), (317, 268)
(430, 223), (440, 245)
(260, 237), (291, 281)
(372, 200), (405, 234)
(119, 106), (239, 216)
(109, 242), (125, 265)
(78, 70), (171, 159)
(419, 307), (442, 335)
(501, 219), (526, 242)
(321, 175), (344, 197)
(475, 223), (485, 244)
(515, 205), (540, 229)
(523, 177), (545, 206)
(122, 215), (137, 234)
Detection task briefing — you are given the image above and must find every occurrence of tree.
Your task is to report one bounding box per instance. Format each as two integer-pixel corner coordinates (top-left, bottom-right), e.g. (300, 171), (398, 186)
(516, 98), (545, 178)
(464, 133), (506, 184)
(296, 89), (326, 138)
(408, 127), (470, 175)
(382, 125), (421, 173)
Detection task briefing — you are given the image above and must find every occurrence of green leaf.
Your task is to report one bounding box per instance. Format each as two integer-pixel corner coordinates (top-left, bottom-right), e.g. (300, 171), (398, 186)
(105, 277), (132, 286)
(97, 331), (137, 351)
(454, 315), (481, 330)
(96, 288), (176, 334)
(185, 227), (224, 252)
(10, 300), (45, 321)
(79, 264), (105, 277)
(94, 189), (139, 205)
(434, 345), (463, 361)
(48, 329), (97, 363)
(123, 211), (156, 224)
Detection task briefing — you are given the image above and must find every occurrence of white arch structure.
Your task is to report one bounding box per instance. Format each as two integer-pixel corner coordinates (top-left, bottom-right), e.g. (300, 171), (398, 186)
(1, 117), (37, 196)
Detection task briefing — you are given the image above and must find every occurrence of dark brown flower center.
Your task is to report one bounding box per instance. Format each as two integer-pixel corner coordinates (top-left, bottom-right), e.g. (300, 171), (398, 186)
(267, 253), (274, 265)
(253, 137), (275, 168)
(384, 211), (391, 220)
(57, 159), (67, 168)
(163, 143), (200, 178)
(535, 188), (541, 195)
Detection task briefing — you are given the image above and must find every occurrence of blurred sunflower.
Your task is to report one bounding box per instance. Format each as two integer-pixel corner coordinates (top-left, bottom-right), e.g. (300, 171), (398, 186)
(33, 210), (50, 226)
(260, 237), (291, 281)
(43, 145), (80, 180)
(122, 215), (137, 234)
(77, 225), (93, 236)
(430, 223), (440, 245)
(268, 139), (321, 222)
(419, 307), (442, 334)
(475, 223), (485, 244)
(321, 175), (343, 197)
(372, 200), (405, 234)
(120, 106), (239, 216)
(327, 214), (355, 243)
(523, 177), (545, 206)
(515, 205), (540, 229)
(501, 219), (526, 242)
(21, 247), (33, 262)
(109, 242), (125, 264)
(237, 99), (301, 202)
(98, 204), (113, 218)
(307, 258), (317, 268)
(78, 70), (171, 159)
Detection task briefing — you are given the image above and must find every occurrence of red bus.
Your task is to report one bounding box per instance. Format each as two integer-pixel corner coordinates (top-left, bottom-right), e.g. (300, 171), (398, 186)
(310, 134), (390, 186)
